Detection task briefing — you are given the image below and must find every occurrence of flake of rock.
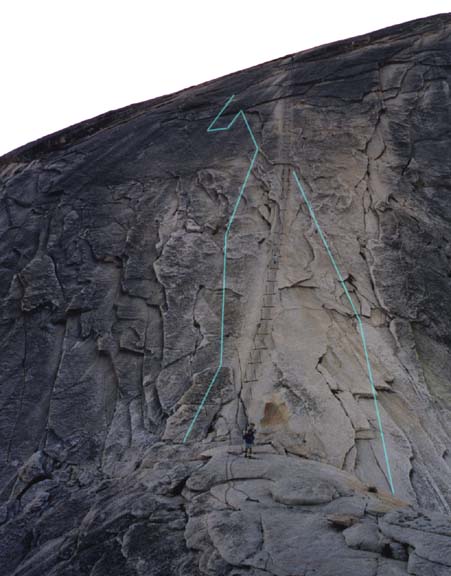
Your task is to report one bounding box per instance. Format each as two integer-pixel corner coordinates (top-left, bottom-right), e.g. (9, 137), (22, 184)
(343, 520), (388, 553)
(326, 513), (361, 529)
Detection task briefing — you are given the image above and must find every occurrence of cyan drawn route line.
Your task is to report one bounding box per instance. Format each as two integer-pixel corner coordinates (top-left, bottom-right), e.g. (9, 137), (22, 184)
(292, 170), (395, 495)
(183, 95), (259, 443)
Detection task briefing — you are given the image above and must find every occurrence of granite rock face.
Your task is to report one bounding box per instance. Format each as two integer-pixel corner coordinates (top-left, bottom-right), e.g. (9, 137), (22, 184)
(1, 13), (451, 576)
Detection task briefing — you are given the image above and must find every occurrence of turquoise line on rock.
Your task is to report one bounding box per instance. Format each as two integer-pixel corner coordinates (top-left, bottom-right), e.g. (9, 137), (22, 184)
(183, 95), (259, 443)
(292, 170), (395, 495)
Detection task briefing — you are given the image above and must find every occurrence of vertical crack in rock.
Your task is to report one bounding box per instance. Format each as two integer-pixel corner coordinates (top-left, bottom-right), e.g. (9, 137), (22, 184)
(41, 318), (67, 449)
(5, 316), (28, 463)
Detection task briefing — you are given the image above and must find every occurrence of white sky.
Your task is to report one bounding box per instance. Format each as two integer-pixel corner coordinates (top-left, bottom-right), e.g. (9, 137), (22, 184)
(1, 1), (450, 157)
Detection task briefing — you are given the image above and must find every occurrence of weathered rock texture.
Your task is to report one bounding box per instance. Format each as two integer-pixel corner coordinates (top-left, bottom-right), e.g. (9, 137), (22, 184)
(1, 13), (451, 576)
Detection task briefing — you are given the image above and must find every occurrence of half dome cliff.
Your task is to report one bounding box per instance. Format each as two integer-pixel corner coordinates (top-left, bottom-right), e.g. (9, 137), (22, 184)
(1, 13), (451, 576)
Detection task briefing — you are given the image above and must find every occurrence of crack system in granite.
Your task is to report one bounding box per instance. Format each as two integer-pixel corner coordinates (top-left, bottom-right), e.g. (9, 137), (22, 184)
(183, 95), (260, 442)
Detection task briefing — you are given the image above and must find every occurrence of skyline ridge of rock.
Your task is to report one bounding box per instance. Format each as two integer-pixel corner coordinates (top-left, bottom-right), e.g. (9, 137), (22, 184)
(1, 12), (450, 164)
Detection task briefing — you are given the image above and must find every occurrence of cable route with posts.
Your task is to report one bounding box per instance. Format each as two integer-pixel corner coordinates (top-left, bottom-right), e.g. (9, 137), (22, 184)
(181, 97), (395, 496)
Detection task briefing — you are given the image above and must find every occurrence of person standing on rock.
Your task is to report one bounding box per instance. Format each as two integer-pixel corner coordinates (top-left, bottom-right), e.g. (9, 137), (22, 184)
(243, 423), (256, 458)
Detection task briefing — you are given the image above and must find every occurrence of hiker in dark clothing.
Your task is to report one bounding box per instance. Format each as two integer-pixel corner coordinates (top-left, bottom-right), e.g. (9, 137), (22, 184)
(243, 423), (256, 458)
